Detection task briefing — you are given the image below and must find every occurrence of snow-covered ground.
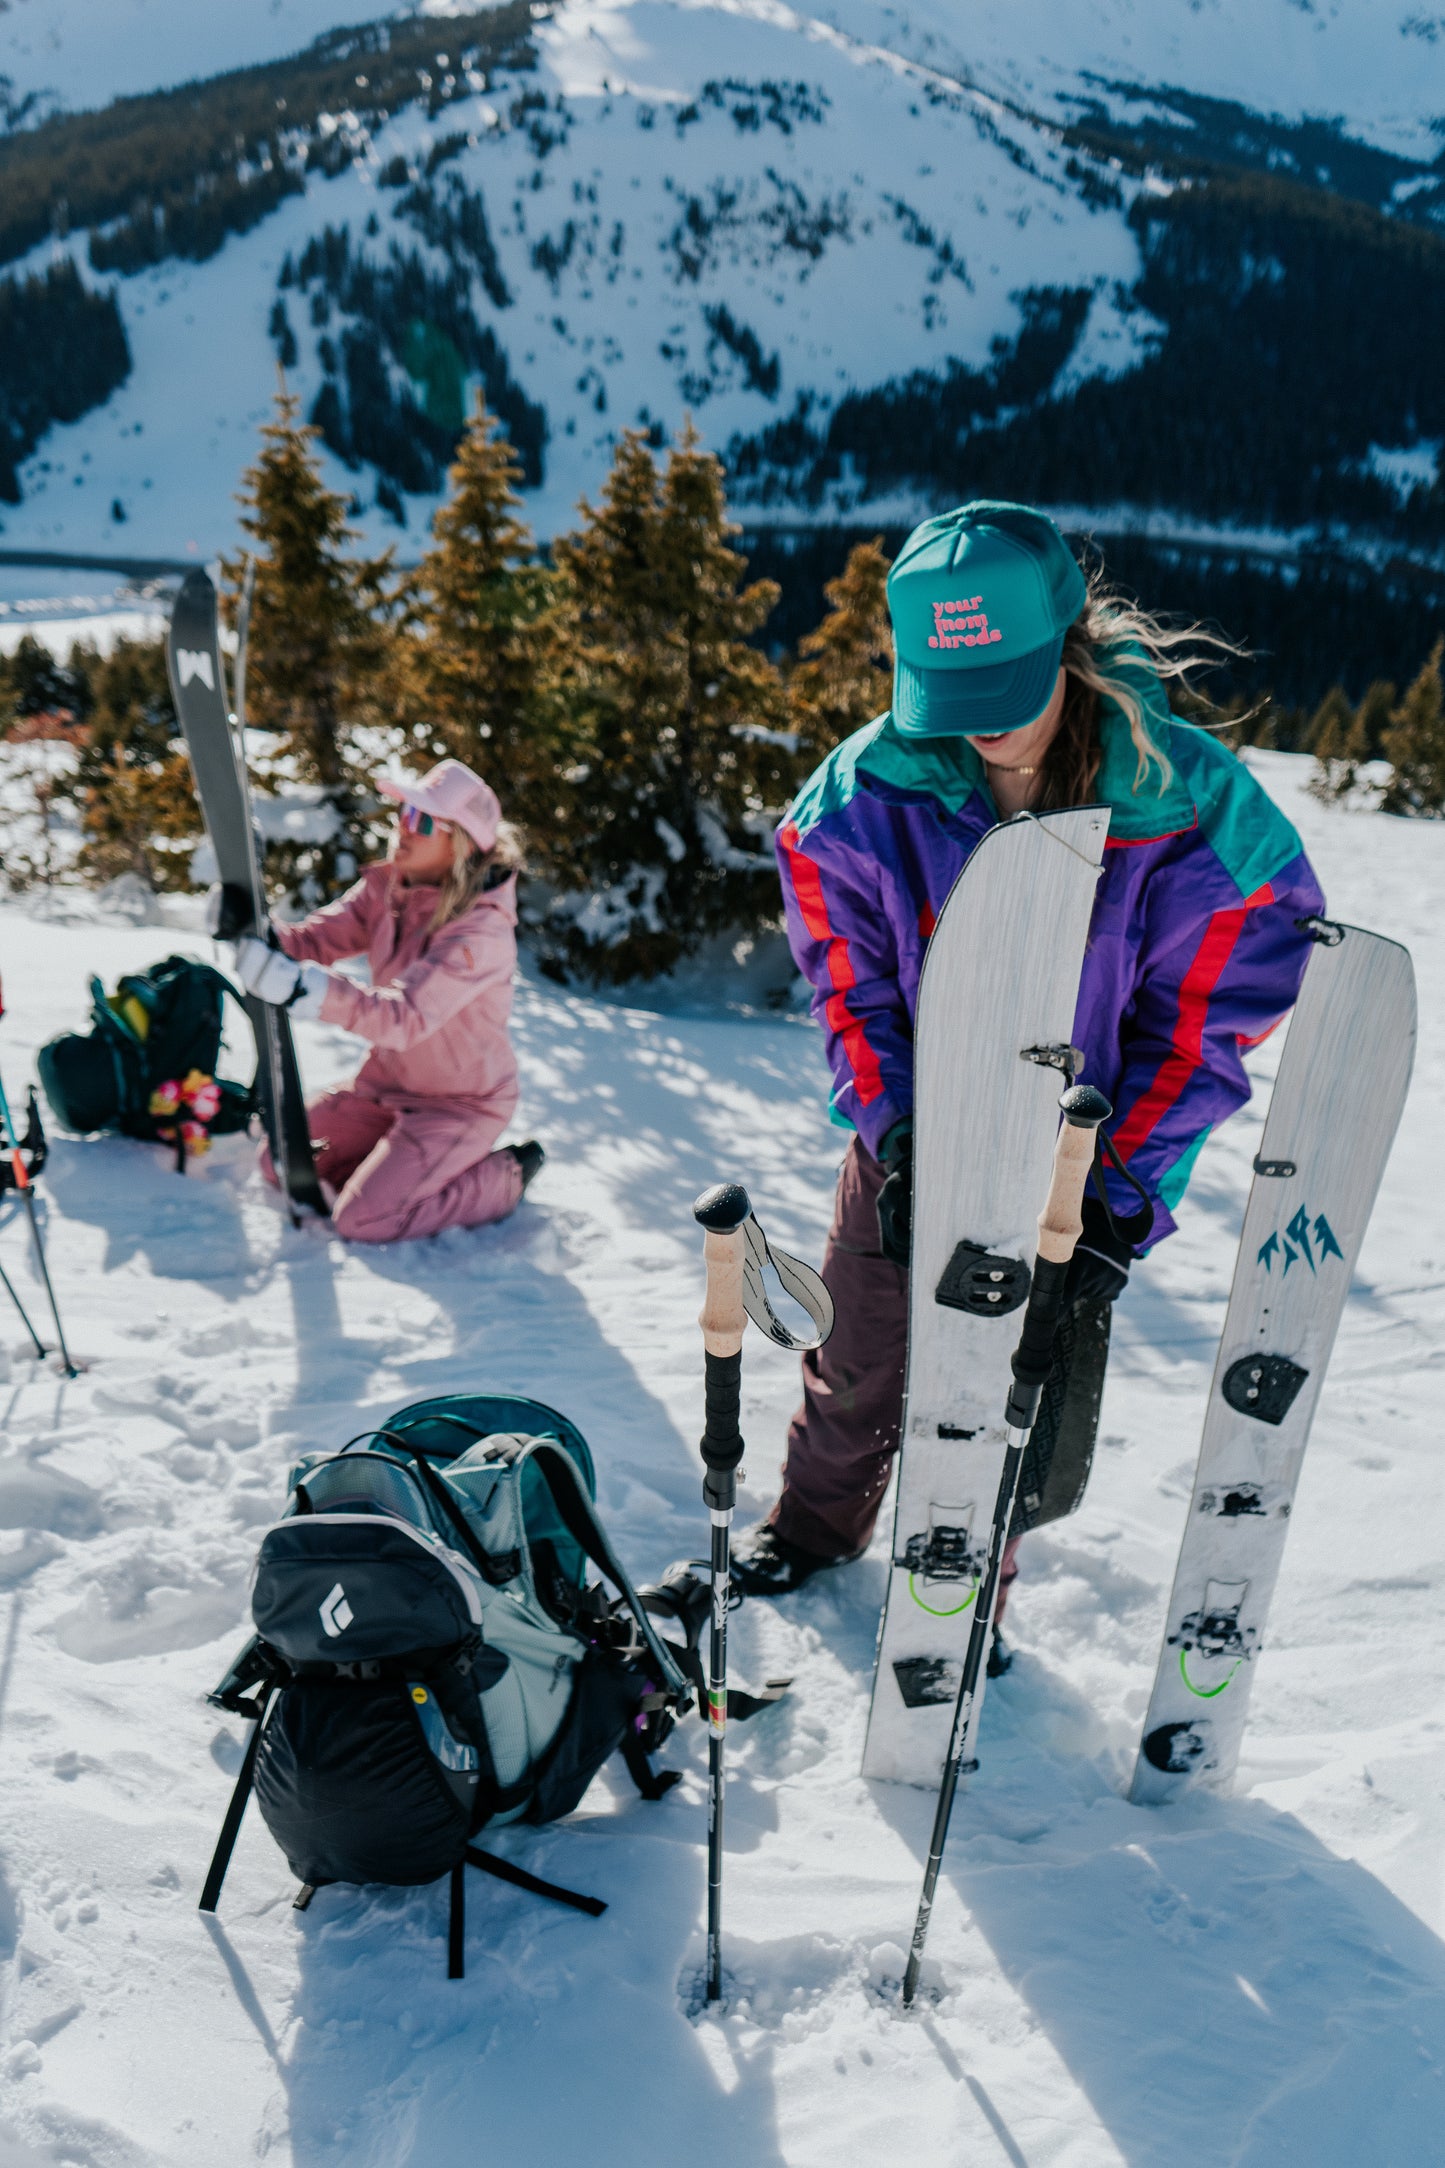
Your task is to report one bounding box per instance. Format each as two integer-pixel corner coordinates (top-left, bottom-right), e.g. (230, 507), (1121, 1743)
(0, 751), (1442, 2165)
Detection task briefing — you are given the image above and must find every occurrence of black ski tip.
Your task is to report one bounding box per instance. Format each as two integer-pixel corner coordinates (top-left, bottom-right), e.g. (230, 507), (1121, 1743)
(693, 1181), (750, 1233)
(1059, 1083), (1112, 1129)
(176, 566), (216, 607)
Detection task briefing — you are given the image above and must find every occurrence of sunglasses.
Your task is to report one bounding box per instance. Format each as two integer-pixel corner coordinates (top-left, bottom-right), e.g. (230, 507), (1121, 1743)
(398, 804), (450, 837)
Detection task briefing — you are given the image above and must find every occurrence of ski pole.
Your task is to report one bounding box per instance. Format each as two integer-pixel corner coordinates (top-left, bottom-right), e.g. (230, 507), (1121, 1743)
(0, 1252), (46, 1360)
(0, 1070), (76, 1378)
(693, 1181), (751, 2005)
(902, 1082), (1110, 2008)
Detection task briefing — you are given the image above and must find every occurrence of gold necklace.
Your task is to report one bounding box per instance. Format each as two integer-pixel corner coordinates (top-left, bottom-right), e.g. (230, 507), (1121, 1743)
(985, 761), (1038, 775)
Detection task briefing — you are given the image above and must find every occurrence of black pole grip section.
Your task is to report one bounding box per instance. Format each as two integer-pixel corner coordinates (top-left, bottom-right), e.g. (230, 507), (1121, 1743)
(1004, 1255), (1071, 1429)
(701, 1348), (743, 1510)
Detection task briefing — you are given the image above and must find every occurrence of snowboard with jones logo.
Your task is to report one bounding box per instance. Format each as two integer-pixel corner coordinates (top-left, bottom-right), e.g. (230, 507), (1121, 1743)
(1131, 920), (1414, 1804)
(165, 570), (327, 1218)
(863, 805), (1110, 1785)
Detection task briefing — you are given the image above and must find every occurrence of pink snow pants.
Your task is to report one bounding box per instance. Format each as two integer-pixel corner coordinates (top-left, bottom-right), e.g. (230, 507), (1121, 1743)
(260, 1086), (523, 1243)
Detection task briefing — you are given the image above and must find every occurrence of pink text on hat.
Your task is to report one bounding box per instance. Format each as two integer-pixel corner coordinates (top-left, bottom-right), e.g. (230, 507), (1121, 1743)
(928, 596), (1005, 651)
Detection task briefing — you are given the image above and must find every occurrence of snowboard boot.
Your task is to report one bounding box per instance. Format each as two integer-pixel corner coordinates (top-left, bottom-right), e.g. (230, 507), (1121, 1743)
(730, 1522), (862, 1599)
(510, 1139), (546, 1191)
(986, 1631), (1014, 1680)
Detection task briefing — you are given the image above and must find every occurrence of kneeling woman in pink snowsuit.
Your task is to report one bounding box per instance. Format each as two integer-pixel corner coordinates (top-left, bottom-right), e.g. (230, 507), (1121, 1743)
(234, 759), (539, 1243)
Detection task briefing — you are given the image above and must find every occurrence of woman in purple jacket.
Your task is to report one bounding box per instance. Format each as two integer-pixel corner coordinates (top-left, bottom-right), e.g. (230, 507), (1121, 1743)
(734, 502), (1324, 1643)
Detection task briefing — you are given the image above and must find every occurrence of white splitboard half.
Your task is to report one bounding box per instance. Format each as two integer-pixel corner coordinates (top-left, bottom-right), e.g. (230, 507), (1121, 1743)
(1131, 921), (1415, 1804)
(863, 805), (1109, 1785)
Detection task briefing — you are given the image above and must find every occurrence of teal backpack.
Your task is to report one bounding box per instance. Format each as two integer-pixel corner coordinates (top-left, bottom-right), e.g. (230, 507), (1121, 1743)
(201, 1393), (765, 1975)
(38, 954), (256, 1171)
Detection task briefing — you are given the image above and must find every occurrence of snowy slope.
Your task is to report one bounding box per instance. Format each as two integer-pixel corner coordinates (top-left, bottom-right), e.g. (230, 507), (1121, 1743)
(0, 754), (1442, 2164)
(5, 0), (1435, 151)
(0, 0), (402, 115)
(0, 0), (1156, 553)
(2, 0), (1441, 563)
(816, 0), (1445, 160)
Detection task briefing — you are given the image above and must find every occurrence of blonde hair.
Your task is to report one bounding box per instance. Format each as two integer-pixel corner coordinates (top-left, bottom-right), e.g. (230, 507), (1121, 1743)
(1039, 563), (1253, 808)
(429, 818), (524, 932)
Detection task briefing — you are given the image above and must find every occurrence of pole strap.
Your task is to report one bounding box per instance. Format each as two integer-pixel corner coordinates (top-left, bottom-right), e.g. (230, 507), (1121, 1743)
(741, 1215), (833, 1351)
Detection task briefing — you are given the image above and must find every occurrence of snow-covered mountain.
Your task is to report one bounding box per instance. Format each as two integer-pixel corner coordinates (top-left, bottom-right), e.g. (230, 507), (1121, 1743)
(0, 0), (1441, 570)
(0, 0), (401, 117)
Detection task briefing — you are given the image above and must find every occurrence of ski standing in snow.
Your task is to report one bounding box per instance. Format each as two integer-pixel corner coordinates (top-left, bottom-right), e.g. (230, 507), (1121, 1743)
(1132, 918), (1414, 1799)
(165, 566), (325, 1222)
(903, 1080), (1111, 2004)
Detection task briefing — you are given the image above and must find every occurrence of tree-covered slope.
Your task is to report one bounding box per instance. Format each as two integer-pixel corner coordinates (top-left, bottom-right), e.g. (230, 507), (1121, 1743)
(0, 0), (1439, 680)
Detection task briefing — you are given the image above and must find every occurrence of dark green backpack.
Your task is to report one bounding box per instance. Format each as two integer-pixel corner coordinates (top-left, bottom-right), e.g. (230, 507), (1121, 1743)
(38, 954), (257, 1171)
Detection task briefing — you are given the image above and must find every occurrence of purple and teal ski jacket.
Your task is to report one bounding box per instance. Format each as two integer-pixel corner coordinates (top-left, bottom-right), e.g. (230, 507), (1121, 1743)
(776, 682), (1324, 1247)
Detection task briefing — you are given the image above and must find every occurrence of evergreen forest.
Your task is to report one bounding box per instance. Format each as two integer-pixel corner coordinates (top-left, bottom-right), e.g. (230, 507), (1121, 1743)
(3, 394), (1442, 986)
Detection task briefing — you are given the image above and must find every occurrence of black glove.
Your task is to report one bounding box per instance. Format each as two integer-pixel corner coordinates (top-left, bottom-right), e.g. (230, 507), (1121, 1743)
(876, 1121), (914, 1268)
(205, 881), (255, 941)
(1066, 1194), (1138, 1306)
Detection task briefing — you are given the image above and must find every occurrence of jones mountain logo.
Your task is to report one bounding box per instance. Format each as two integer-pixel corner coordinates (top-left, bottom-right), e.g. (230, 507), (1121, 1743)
(1257, 1205), (1343, 1275)
(176, 648), (215, 691)
(928, 596), (1004, 651)
(319, 1581), (354, 1637)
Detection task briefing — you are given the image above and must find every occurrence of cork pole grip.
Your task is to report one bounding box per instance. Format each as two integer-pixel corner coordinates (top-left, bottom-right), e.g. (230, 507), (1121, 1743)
(699, 1226), (747, 1357)
(1035, 1117), (1099, 1266)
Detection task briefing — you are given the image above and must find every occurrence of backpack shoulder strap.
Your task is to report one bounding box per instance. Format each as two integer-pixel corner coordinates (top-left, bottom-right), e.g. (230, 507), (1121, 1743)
(190, 960), (247, 1006)
(520, 1441), (688, 1698)
(198, 1683), (276, 1914)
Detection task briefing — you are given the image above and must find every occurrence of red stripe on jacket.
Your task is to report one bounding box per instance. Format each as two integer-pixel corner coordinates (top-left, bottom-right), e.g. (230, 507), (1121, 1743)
(1114, 884), (1274, 1160)
(779, 823), (885, 1107)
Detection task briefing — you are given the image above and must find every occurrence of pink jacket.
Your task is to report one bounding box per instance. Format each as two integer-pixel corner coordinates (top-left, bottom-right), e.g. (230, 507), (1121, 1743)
(276, 863), (520, 1116)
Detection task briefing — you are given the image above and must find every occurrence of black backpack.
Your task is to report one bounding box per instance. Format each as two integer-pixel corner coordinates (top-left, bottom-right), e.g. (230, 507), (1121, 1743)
(38, 955), (256, 1171)
(199, 1393), (778, 1976)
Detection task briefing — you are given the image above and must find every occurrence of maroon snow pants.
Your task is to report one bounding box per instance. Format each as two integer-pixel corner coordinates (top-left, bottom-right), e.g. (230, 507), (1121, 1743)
(769, 1138), (1021, 1614)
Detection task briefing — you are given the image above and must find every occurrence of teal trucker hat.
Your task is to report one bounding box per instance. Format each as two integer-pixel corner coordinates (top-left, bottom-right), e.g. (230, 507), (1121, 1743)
(886, 501), (1087, 737)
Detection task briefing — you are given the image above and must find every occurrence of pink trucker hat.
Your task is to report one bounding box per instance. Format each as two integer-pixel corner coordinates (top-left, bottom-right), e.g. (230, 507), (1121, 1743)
(377, 759), (501, 854)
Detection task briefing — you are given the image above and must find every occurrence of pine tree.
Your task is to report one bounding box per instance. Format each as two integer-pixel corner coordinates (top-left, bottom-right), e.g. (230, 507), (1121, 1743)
(225, 384), (394, 897)
(1305, 684), (1367, 803)
(2, 633), (89, 729)
(1304, 686), (1354, 758)
(1354, 679), (1396, 761)
(63, 636), (200, 887)
(538, 423), (792, 981)
(1380, 642), (1445, 817)
(394, 393), (560, 829)
(787, 538), (893, 765)
(1, 639), (92, 890)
